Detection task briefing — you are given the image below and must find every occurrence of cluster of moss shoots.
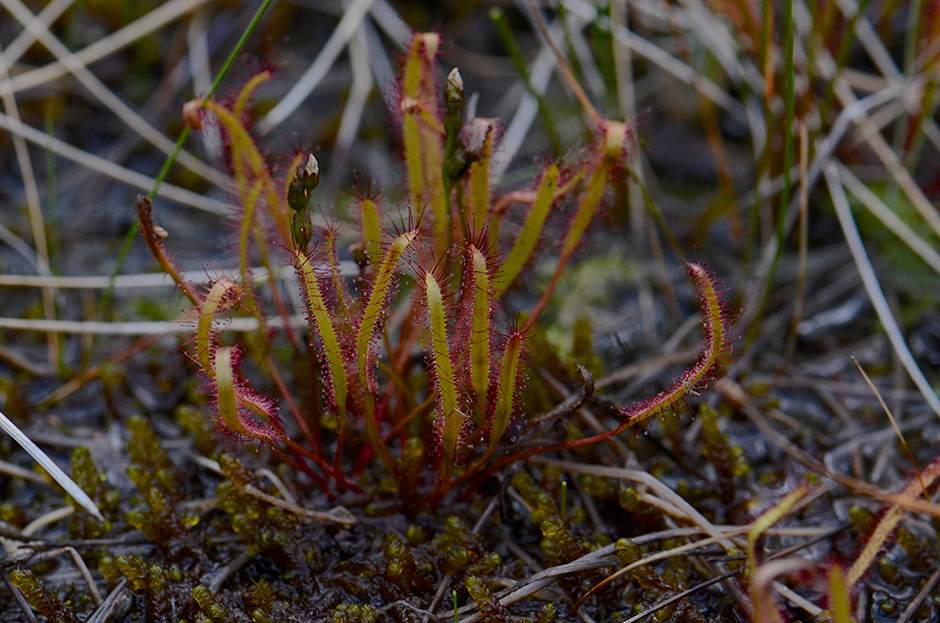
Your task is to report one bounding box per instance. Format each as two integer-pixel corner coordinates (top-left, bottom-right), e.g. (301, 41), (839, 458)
(2, 31), (791, 623)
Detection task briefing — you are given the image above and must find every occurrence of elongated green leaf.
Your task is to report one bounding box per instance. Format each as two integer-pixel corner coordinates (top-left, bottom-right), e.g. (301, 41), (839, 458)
(401, 34), (447, 248)
(234, 70), (271, 116)
(213, 347), (282, 444)
(469, 246), (490, 417)
(747, 486), (806, 571)
(829, 566), (851, 623)
(524, 122), (627, 328)
(426, 272), (463, 487)
(356, 230), (418, 386)
(490, 332), (522, 451)
(562, 122), (626, 260)
(360, 198), (383, 264)
(324, 227), (351, 317)
(467, 119), (496, 232)
(294, 250), (348, 423)
(356, 229), (418, 475)
(239, 179), (264, 281)
(203, 100), (288, 245)
(214, 346), (243, 436)
(196, 279), (241, 377)
(493, 165), (558, 296)
(426, 272), (459, 418)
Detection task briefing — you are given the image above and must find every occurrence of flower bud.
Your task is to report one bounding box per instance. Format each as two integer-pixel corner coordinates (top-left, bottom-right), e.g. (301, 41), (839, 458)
(287, 154), (320, 213)
(301, 153), (320, 192)
(445, 68), (464, 108)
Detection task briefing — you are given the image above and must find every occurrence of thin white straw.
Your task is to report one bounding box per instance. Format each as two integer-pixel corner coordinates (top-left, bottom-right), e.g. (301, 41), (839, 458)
(0, 409), (104, 521)
(824, 163), (940, 418)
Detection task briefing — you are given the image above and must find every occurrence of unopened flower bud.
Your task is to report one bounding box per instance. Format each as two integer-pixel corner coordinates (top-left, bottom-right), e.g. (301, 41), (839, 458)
(287, 154), (320, 212)
(446, 68), (464, 107)
(301, 153), (319, 192)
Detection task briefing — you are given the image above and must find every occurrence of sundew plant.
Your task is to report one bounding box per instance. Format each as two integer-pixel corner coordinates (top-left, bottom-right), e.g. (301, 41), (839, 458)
(138, 32), (732, 505)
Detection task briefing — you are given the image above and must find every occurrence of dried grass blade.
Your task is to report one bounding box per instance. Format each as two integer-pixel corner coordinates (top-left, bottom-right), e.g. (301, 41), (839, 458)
(0, 408), (103, 521)
(823, 163), (940, 417)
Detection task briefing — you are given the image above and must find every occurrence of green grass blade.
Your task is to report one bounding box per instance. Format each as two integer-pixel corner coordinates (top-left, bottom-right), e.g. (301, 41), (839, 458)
(489, 7), (560, 155)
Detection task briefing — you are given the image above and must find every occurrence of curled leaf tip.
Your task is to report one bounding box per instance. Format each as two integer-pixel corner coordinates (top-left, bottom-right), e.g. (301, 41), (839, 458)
(182, 99), (204, 129)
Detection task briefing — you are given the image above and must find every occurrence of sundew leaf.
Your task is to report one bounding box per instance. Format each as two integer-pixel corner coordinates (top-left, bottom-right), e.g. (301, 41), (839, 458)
(360, 198), (383, 265)
(213, 347), (282, 444)
(524, 121), (627, 329)
(400, 34), (447, 249)
(426, 272), (459, 417)
(467, 119), (497, 234)
(746, 486), (807, 571)
(195, 278), (241, 377)
(233, 70), (272, 116)
(493, 164), (559, 297)
(425, 271), (463, 488)
(490, 331), (523, 452)
(846, 455), (940, 589)
(829, 566), (852, 623)
(202, 99), (288, 246)
(356, 229), (419, 388)
(356, 229), (418, 474)
(469, 246), (491, 417)
(214, 346), (243, 436)
(294, 249), (348, 425)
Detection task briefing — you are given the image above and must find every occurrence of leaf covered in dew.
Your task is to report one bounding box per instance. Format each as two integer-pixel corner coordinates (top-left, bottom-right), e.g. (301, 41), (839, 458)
(617, 263), (732, 429)
(358, 197), (383, 265)
(356, 229), (419, 390)
(493, 164), (559, 297)
(490, 330), (523, 452)
(294, 248), (348, 422)
(468, 245), (491, 418)
(213, 346), (284, 444)
(465, 118), (498, 235)
(399, 33), (448, 247)
(354, 227), (419, 477)
(424, 270), (463, 488)
(194, 278), (242, 377)
(201, 93), (289, 264)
